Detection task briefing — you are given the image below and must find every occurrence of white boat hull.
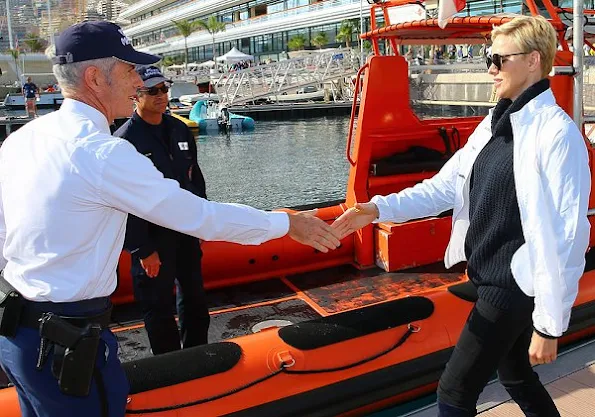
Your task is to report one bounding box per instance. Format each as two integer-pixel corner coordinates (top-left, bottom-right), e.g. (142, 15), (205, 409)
(3, 92), (64, 109)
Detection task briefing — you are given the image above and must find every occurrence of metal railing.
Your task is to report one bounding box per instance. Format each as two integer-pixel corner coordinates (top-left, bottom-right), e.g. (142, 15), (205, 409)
(213, 48), (360, 106)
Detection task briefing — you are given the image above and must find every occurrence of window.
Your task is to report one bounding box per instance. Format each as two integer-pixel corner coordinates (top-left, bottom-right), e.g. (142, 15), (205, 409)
(268, 1), (284, 13)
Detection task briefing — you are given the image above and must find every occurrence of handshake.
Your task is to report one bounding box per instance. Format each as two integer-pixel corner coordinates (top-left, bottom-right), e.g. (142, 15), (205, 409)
(287, 202), (379, 252)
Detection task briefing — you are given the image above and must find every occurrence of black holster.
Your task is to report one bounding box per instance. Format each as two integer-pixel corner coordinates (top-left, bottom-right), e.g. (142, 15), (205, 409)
(39, 313), (101, 397)
(0, 274), (23, 337)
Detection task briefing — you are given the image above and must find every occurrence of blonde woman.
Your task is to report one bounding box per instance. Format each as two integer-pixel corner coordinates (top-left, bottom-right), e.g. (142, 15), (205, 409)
(333, 16), (589, 416)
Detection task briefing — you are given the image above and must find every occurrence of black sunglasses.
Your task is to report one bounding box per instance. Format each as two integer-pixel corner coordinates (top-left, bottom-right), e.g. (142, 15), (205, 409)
(485, 52), (530, 70)
(138, 85), (169, 96)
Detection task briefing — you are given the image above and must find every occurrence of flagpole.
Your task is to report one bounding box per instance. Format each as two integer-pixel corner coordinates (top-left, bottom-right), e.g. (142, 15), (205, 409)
(359, 0), (364, 66)
(573, 0), (584, 127)
(6, 0), (14, 49)
(47, 0), (54, 45)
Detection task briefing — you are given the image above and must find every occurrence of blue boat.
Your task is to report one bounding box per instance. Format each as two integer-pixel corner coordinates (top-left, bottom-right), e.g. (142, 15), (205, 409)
(189, 100), (255, 134)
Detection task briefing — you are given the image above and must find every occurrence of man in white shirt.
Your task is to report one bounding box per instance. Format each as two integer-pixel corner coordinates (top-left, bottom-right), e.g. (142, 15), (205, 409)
(0, 21), (340, 417)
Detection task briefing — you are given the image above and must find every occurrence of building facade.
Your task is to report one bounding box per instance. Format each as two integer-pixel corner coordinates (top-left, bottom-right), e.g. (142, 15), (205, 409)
(119, 0), (594, 64)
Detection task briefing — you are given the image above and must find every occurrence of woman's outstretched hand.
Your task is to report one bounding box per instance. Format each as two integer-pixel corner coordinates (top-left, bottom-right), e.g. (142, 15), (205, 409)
(331, 202), (379, 240)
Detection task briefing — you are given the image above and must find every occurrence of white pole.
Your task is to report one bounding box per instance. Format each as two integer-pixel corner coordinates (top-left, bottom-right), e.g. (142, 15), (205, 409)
(359, 0), (364, 66)
(6, 0), (14, 49)
(47, 0), (54, 45)
(573, 0), (584, 127)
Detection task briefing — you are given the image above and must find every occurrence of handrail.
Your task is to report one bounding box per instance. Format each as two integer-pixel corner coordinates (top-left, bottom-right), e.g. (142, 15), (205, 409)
(346, 63), (368, 166)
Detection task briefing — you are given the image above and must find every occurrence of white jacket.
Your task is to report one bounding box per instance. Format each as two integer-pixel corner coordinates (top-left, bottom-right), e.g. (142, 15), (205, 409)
(372, 89), (590, 337)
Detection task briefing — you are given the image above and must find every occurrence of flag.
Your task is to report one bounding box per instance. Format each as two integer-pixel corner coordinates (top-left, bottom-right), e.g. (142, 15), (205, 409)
(438, 0), (466, 29)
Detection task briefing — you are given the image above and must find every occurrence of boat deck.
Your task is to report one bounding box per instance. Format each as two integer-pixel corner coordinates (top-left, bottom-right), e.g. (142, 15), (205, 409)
(405, 338), (595, 417)
(110, 262), (466, 362)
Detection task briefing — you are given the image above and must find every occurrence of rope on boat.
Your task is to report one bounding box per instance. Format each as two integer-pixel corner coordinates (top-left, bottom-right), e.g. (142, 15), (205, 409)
(125, 367), (285, 414)
(124, 325), (417, 414)
(283, 324), (416, 375)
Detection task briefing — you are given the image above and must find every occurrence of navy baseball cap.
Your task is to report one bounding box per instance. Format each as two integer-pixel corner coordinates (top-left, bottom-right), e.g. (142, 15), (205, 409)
(137, 66), (172, 88)
(52, 21), (160, 65)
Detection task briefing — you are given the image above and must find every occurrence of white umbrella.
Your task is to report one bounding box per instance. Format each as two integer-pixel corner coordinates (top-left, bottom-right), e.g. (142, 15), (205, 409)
(197, 60), (216, 68)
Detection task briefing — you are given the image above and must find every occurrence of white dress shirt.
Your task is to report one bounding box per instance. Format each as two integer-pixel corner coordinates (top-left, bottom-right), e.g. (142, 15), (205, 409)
(0, 99), (289, 302)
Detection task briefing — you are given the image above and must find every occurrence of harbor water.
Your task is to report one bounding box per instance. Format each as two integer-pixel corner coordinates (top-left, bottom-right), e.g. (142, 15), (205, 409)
(196, 115), (351, 210)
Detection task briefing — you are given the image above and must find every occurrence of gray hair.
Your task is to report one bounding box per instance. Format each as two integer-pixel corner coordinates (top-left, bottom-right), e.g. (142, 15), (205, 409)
(45, 45), (118, 92)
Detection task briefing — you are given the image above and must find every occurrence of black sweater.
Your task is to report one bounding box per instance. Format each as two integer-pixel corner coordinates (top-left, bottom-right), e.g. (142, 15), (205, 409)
(464, 79), (549, 309)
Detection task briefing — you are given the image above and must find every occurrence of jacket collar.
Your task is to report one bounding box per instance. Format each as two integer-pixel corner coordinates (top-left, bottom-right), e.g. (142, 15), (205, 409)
(487, 88), (556, 127)
(59, 98), (111, 135)
(478, 88), (556, 134)
(131, 110), (167, 129)
(510, 88), (556, 124)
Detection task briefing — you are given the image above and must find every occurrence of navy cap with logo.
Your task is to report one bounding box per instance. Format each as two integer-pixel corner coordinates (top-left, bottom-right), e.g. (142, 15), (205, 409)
(137, 66), (172, 88)
(52, 21), (160, 65)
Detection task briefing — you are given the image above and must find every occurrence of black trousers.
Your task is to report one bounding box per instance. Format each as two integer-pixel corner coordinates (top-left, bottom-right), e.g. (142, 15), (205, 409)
(131, 234), (210, 355)
(437, 296), (560, 416)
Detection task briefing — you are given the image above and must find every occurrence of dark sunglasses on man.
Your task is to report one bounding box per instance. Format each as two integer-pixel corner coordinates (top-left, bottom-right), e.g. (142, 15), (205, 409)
(138, 84), (169, 96)
(485, 52), (530, 70)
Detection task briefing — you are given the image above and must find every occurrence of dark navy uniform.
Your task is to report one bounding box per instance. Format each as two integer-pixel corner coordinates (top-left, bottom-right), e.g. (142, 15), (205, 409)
(114, 112), (210, 354)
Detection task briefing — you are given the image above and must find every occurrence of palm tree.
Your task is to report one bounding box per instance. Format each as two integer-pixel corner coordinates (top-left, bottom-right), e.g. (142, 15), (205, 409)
(195, 16), (226, 62)
(161, 56), (175, 68)
(7, 48), (21, 81)
(336, 20), (356, 48)
(288, 34), (307, 51)
(172, 19), (200, 70)
(312, 32), (328, 49)
(23, 34), (46, 53)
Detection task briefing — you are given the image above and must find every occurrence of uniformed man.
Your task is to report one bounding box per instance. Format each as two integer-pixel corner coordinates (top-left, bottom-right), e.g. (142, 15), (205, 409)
(0, 21), (340, 417)
(114, 66), (210, 354)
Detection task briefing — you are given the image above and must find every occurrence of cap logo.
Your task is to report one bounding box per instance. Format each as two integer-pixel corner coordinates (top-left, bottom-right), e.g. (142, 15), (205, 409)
(144, 67), (161, 77)
(118, 29), (131, 46)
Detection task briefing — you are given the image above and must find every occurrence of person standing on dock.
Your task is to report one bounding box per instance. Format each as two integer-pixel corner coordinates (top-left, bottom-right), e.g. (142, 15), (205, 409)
(332, 15), (589, 417)
(114, 66), (211, 355)
(0, 21), (341, 417)
(22, 77), (38, 118)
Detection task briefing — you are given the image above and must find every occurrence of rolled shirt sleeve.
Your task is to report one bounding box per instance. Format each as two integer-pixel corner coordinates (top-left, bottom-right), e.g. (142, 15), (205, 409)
(99, 140), (289, 245)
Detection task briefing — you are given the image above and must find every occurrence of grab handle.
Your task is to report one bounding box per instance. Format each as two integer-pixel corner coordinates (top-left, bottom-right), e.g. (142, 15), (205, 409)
(346, 63), (368, 166)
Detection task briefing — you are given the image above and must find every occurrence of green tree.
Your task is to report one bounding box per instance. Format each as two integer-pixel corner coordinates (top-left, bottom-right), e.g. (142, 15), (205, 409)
(287, 34), (307, 51)
(7, 48), (22, 82)
(172, 19), (200, 69)
(23, 34), (46, 53)
(312, 32), (328, 49)
(195, 16), (226, 61)
(161, 56), (175, 68)
(336, 20), (357, 48)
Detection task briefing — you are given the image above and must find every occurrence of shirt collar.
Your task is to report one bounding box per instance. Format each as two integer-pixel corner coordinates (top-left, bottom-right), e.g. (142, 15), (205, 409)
(59, 98), (112, 135)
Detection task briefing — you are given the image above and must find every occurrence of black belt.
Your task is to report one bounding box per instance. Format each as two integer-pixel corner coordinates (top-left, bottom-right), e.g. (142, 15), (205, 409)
(19, 303), (112, 330)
